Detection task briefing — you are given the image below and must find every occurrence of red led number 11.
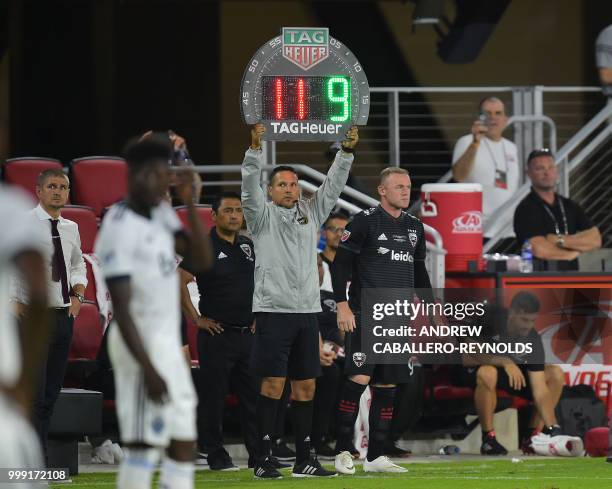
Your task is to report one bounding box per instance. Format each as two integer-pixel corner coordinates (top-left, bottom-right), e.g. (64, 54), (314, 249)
(273, 77), (349, 121)
(275, 77), (307, 120)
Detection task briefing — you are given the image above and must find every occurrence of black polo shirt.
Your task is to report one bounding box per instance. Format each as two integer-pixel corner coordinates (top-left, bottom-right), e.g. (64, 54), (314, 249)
(513, 188), (593, 271)
(194, 227), (255, 327)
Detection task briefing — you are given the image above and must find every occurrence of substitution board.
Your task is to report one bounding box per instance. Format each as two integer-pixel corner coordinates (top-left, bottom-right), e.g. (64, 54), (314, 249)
(241, 27), (370, 141)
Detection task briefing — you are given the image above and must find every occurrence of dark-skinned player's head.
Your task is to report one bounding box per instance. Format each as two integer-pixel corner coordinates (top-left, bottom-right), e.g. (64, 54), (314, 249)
(123, 136), (173, 209)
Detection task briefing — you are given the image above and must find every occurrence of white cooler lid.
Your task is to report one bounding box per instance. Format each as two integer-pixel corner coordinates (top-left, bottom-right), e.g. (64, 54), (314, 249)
(421, 183), (482, 193)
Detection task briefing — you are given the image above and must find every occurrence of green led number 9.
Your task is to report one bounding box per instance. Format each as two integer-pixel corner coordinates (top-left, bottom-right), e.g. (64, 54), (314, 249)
(327, 77), (350, 122)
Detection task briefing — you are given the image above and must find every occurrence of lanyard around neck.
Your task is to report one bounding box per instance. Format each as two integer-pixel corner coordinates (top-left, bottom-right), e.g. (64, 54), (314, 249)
(541, 197), (568, 235)
(482, 138), (508, 172)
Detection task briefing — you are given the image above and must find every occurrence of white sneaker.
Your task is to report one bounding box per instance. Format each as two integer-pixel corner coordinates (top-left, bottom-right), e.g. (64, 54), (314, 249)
(334, 451), (355, 475)
(363, 455), (407, 473)
(110, 443), (124, 463)
(93, 440), (115, 464)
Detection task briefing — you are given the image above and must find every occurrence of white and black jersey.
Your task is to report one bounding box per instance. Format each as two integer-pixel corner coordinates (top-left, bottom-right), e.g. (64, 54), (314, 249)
(334, 206), (428, 311)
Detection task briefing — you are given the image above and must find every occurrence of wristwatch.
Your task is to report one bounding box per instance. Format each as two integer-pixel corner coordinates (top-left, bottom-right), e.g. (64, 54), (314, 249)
(555, 234), (565, 248)
(73, 293), (85, 303)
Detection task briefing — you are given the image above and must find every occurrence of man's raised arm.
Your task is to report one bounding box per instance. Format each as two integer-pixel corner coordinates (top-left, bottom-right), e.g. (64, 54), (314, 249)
(308, 126), (359, 225)
(241, 124), (267, 234)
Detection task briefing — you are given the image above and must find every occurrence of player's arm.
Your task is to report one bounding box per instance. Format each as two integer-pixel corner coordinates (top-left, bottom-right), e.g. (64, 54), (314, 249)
(107, 277), (168, 403)
(307, 127), (357, 224)
(174, 170), (214, 273)
(414, 221), (435, 304)
(331, 246), (357, 332)
(4, 249), (50, 412)
(241, 124), (267, 234)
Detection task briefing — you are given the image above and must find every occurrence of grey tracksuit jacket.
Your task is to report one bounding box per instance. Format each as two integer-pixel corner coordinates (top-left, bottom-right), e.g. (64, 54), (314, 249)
(241, 147), (353, 313)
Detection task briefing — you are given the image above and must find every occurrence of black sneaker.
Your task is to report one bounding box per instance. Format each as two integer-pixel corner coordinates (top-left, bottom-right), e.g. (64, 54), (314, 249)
(315, 443), (337, 460)
(271, 438), (296, 461)
(384, 441), (412, 458)
(208, 449), (239, 471)
(480, 432), (508, 456)
(292, 455), (337, 478)
(253, 457), (283, 479)
(269, 456), (291, 469)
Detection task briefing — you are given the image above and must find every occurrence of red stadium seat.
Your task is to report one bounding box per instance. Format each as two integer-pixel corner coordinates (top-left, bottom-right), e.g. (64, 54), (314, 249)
(84, 260), (96, 303)
(71, 156), (127, 217)
(69, 302), (103, 361)
(3, 157), (63, 198)
(175, 205), (215, 232)
(61, 205), (98, 253)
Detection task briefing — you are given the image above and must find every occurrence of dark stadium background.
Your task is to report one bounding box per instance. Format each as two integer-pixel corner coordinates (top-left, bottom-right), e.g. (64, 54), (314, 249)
(2, 0), (612, 189)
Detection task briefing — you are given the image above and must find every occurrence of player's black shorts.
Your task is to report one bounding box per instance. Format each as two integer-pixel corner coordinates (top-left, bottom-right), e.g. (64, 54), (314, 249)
(250, 312), (321, 380)
(344, 314), (413, 385)
(454, 365), (542, 400)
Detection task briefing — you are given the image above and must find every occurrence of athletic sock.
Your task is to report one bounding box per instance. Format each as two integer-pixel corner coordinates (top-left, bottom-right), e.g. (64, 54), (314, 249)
(117, 448), (159, 489)
(159, 457), (195, 489)
(366, 386), (396, 462)
(482, 429), (496, 440)
(335, 380), (367, 450)
(256, 394), (279, 460)
(290, 399), (314, 464)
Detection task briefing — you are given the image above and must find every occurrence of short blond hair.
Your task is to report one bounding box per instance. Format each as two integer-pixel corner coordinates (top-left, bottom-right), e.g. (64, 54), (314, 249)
(379, 167), (409, 185)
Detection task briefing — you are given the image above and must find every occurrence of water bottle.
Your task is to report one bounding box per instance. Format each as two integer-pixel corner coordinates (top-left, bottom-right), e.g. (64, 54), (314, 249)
(520, 240), (533, 273)
(438, 445), (460, 455)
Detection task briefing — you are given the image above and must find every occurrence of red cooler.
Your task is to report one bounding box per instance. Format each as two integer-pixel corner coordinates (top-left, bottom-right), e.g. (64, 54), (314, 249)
(420, 183), (483, 272)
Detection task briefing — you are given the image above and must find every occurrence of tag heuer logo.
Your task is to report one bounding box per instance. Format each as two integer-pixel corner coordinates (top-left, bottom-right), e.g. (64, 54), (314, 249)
(282, 27), (329, 70)
(352, 352), (366, 367)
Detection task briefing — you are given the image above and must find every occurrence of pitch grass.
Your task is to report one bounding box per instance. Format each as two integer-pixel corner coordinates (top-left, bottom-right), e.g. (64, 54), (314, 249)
(52, 458), (611, 489)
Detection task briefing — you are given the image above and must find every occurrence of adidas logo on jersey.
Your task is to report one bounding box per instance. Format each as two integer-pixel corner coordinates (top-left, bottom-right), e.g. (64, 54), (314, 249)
(378, 233), (388, 241)
(377, 247), (390, 255)
(391, 250), (414, 262)
(218, 252), (228, 259)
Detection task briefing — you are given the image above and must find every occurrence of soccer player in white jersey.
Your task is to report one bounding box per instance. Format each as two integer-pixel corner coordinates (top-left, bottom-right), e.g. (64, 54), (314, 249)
(1, 184), (49, 488)
(95, 136), (212, 489)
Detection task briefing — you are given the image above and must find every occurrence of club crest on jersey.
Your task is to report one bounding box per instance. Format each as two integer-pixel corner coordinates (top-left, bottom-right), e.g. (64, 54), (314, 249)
(341, 230), (351, 242)
(240, 243), (254, 261)
(409, 232), (418, 247)
(152, 416), (165, 434)
(353, 352), (366, 367)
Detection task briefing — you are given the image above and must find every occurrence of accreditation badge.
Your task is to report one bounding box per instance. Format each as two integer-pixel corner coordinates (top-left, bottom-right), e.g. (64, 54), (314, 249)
(494, 169), (508, 189)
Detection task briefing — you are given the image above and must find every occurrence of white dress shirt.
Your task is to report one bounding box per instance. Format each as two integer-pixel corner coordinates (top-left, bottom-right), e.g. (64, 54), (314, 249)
(13, 204), (88, 308)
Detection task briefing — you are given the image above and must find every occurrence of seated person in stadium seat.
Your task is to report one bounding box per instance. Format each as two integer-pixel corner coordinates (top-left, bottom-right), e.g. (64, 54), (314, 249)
(141, 129), (202, 203)
(513, 149), (601, 271)
(596, 24), (612, 97)
(451, 97), (520, 239)
(455, 292), (565, 455)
